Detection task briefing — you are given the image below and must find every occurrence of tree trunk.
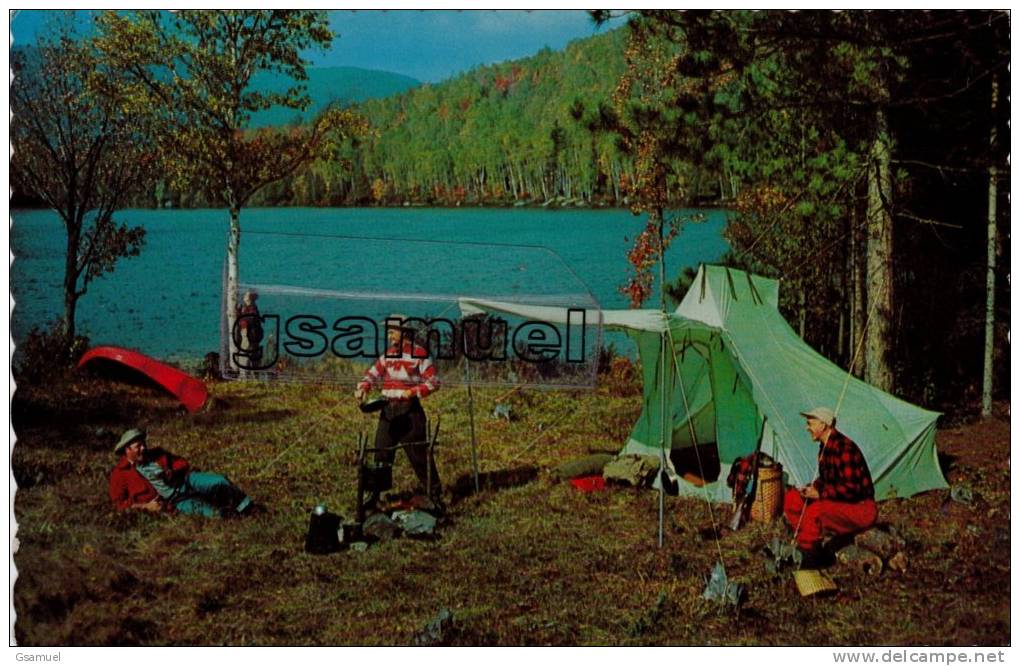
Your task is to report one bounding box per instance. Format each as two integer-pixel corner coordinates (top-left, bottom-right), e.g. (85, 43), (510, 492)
(864, 108), (895, 392)
(837, 311), (845, 366)
(61, 221), (82, 348)
(982, 73), (999, 417)
(226, 204), (241, 370)
(62, 279), (79, 347)
(839, 211), (850, 365)
(653, 206), (665, 311)
(798, 288), (807, 339)
(851, 197), (866, 378)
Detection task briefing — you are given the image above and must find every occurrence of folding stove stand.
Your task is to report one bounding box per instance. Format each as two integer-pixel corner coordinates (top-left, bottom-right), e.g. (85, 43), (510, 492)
(353, 417), (441, 528)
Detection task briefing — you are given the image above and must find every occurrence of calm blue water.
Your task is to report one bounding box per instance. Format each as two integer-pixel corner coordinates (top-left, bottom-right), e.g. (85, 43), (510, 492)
(11, 207), (729, 361)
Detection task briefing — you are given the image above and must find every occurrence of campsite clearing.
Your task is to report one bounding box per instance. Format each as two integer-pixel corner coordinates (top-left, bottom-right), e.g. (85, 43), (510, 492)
(12, 371), (1010, 646)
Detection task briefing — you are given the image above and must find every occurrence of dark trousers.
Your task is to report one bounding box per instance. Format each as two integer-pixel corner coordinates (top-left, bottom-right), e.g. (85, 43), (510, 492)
(373, 398), (441, 498)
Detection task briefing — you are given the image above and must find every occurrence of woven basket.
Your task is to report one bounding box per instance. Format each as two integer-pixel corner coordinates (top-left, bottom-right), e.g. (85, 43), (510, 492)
(750, 465), (783, 523)
(793, 569), (838, 597)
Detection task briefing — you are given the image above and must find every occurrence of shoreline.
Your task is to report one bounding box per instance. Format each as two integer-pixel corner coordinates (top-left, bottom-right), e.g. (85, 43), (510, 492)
(11, 201), (736, 214)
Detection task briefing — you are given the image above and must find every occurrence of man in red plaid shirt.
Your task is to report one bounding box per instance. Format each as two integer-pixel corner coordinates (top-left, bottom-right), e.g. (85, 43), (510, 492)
(355, 315), (442, 508)
(784, 406), (877, 566)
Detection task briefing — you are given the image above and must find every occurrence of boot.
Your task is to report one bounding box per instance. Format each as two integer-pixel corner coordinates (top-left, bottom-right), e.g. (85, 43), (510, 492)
(798, 546), (833, 570)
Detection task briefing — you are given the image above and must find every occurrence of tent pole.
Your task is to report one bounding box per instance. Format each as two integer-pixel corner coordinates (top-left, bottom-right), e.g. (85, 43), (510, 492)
(658, 453), (665, 547)
(657, 211), (668, 549)
(466, 359), (480, 493)
(658, 331), (667, 548)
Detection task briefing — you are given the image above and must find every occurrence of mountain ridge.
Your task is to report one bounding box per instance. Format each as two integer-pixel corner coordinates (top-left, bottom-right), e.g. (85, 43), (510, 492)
(250, 65), (420, 126)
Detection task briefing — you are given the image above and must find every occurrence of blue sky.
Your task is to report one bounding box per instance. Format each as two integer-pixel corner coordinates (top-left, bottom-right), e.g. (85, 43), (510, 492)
(10, 10), (617, 83)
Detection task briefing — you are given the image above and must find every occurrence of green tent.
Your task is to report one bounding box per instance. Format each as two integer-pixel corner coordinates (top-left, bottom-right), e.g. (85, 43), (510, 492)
(460, 264), (946, 502)
(621, 264), (945, 502)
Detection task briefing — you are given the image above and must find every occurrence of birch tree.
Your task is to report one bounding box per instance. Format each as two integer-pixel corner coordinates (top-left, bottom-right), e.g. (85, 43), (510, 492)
(96, 10), (363, 364)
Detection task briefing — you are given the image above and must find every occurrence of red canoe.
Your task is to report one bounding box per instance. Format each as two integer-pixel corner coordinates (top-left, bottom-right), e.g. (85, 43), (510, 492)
(77, 346), (209, 413)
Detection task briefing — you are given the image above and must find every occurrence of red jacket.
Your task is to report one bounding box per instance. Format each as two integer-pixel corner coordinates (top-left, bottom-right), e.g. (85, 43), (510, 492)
(108, 449), (190, 511)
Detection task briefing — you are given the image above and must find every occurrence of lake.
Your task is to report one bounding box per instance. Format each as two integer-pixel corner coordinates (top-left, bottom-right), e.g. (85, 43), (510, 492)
(11, 207), (729, 362)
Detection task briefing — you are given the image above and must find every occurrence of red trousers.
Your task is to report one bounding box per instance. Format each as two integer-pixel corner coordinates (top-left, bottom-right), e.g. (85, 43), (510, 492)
(783, 487), (877, 552)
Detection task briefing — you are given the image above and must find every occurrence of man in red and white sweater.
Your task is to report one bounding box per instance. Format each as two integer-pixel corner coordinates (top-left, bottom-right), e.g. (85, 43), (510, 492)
(355, 315), (442, 506)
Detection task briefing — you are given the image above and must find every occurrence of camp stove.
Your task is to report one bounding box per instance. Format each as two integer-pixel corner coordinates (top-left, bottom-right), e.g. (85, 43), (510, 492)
(352, 405), (441, 533)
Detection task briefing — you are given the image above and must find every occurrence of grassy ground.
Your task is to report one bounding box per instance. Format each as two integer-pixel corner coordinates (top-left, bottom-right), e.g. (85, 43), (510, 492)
(11, 366), (1011, 646)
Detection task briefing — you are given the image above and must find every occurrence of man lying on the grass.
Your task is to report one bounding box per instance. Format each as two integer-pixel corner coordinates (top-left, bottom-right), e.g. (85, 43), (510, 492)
(108, 428), (263, 518)
(783, 407), (877, 568)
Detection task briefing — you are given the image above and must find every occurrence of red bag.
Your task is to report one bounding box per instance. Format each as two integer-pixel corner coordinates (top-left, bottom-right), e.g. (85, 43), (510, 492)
(570, 475), (606, 492)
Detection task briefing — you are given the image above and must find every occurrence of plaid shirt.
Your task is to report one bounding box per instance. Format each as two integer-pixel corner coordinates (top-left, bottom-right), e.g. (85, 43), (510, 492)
(814, 430), (874, 502)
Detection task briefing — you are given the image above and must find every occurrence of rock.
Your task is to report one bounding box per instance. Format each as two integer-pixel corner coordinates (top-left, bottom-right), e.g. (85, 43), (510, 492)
(350, 541), (369, 552)
(888, 551), (909, 573)
(950, 484), (974, 505)
(855, 527), (906, 559)
(412, 608), (454, 646)
(836, 545), (883, 576)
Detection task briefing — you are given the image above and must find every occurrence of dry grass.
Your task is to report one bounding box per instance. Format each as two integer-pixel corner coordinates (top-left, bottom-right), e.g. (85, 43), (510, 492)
(11, 368), (1010, 645)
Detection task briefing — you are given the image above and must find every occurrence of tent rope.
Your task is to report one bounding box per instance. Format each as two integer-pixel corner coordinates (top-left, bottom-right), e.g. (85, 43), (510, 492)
(834, 299), (878, 420)
(505, 409), (576, 465)
(256, 398), (344, 478)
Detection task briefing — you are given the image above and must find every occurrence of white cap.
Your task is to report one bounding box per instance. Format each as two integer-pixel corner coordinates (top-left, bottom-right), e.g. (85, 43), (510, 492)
(800, 407), (836, 427)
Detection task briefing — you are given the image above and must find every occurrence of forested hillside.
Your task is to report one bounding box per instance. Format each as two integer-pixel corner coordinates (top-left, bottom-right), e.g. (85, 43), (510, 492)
(247, 29), (648, 208)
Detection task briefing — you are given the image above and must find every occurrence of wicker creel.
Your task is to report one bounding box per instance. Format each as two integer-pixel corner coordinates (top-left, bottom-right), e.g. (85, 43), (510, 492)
(793, 569), (838, 597)
(750, 465), (783, 522)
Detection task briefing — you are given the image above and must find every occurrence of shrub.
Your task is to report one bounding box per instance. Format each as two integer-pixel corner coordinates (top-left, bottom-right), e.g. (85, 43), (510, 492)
(597, 345), (641, 397)
(14, 322), (90, 385)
